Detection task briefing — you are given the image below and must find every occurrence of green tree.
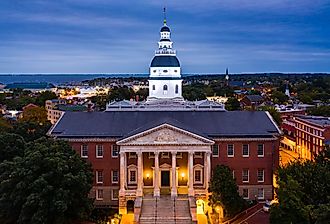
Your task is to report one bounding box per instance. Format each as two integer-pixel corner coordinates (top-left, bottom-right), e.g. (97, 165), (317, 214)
(271, 91), (289, 104)
(308, 105), (330, 117)
(270, 146), (330, 224)
(0, 138), (93, 224)
(13, 121), (51, 142)
(0, 117), (12, 133)
(259, 106), (282, 126)
(21, 106), (48, 124)
(225, 97), (240, 111)
(0, 133), (25, 163)
(35, 91), (57, 107)
(182, 84), (206, 101)
(209, 165), (245, 218)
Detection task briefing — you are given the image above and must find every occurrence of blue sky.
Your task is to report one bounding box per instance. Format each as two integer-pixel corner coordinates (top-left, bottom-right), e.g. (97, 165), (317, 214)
(0, 0), (329, 74)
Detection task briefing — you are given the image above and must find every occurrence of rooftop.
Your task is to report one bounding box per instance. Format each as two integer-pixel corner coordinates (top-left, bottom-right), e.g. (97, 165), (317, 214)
(296, 115), (330, 127)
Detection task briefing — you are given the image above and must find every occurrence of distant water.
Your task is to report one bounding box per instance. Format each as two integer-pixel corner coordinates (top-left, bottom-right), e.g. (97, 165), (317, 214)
(0, 74), (149, 85)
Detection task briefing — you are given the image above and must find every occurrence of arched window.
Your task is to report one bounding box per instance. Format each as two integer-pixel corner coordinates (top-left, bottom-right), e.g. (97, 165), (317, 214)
(175, 85), (179, 94)
(152, 85), (155, 90)
(163, 85), (168, 91)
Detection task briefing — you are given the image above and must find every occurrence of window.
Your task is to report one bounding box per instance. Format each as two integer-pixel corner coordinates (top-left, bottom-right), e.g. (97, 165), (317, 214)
(232, 170), (235, 179)
(161, 152), (170, 158)
(227, 144), (234, 157)
(212, 144), (219, 157)
(112, 145), (119, 158)
(81, 144), (88, 158)
(194, 152), (202, 158)
(258, 188), (264, 200)
(96, 171), (103, 184)
(242, 144), (249, 157)
(175, 85), (179, 94)
(242, 169), (249, 182)
(163, 70), (168, 73)
(112, 170), (119, 183)
(257, 144), (264, 157)
(152, 85), (155, 90)
(129, 170), (137, 184)
(112, 189), (119, 200)
(129, 152), (136, 159)
(177, 152), (183, 158)
(194, 170), (202, 184)
(96, 145), (104, 158)
(242, 188), (249, 199)
(96, 189), (103, 200)
(257, 169), (264, 182)
(163, 85), (168, 91)
(148, 152), (155, 158)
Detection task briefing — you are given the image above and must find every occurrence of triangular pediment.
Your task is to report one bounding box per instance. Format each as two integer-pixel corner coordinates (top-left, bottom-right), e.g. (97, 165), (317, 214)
(117, 123), (214, 146)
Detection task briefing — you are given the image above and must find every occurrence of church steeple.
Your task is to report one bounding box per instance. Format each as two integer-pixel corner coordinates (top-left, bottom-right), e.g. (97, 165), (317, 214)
(147, 9), (183, 102)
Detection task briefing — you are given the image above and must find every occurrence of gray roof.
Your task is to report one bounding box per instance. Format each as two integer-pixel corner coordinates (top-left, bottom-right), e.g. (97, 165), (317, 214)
(296, 115), (330, 127)
(245, 95), (263, 102)
(50, 111), (280, 139)
(150, 56), (180, 67)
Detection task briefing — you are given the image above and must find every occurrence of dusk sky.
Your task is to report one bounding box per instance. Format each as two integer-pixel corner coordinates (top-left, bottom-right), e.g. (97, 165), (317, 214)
(0, 0), (330, 74)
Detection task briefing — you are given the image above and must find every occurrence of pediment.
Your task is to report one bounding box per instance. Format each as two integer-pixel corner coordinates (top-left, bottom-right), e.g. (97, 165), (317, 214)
(117, 123), (214, 146)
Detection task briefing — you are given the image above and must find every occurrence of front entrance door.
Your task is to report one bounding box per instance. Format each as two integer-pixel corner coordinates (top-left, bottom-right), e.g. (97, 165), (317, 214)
(161, 170), (170, 187)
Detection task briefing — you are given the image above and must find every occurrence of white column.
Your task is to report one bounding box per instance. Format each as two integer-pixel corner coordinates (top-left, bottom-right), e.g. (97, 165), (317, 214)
(188, 151), (194, 196)
(204, 151), (211, 192)
(119, 151), (126, 196)
(137, 151), (143, 197)
(171, 151), (177, 198)
(154, 152), (160, 197)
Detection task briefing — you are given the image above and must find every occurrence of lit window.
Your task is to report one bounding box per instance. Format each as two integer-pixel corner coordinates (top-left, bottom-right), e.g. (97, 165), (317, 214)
(96, 145), (104, 158)
(242, 188), (249, 199)
(257, 169), (264, 182)
(96, 171), (103, 184)
(227, 144), (234, 157)
(96, 189), (103, 200)
(112, 145), (119, 158)
(242, 169), (249, 182)
(257, 144), (264, 157)
(258, 188), (264, 199)
(112, 170), (119, 183)
(242, 144), (249, 157)
(81, 144), (88, 158)
(212, 144), (219, 157)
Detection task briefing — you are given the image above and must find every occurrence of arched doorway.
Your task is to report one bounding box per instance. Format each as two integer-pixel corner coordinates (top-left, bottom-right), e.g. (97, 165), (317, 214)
(126, 200), (135, 214)
(196, 199), (205, 214)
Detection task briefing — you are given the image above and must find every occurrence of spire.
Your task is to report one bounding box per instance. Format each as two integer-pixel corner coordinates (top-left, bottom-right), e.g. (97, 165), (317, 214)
(163, 7), (167, 25)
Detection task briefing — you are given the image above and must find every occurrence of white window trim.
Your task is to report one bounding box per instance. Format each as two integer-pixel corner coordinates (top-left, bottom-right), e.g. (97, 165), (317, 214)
(81, 144), (88, 158)
(212, 145), (219, 157)
(258, 144), (265, 157)
(258, 188), (264, 200)
(128, 165), (137, 184)
(193, 164), (204, 184)
(96, 171), (103, 184)
(96, 189), (103, 201)
(242, 188), (249, 199)
(111, 170), (119, 184)
(111, 145), (119, 158)
(258, 169), (264, 183)
(111, 189), (119, 200)
(227, 144), (234, 157)
(242, 169), (249, 183)
(96, 145), (104, 158)
(242, 144), (249, 157)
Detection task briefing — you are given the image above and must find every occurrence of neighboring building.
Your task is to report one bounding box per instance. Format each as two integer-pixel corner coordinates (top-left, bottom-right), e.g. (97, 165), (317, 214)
(294, 115), (330, 160)
(241, 95), (264, 110)
(45, 99), (67, 124)
(48, 16), (281, 219)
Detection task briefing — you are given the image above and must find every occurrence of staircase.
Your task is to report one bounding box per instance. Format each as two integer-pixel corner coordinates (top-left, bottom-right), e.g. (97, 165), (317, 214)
(139, 195), (192, 224)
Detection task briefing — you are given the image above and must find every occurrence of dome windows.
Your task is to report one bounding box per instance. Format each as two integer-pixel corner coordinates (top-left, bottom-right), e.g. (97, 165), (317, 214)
(175, 85), (179, 94)
(163, 85), (168, 95)
(152, 85), (155, 90)
(163, 70), (168, 73)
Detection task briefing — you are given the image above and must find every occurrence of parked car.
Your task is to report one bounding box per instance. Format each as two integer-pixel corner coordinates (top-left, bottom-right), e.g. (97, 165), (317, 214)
(263, 200), (277, 212)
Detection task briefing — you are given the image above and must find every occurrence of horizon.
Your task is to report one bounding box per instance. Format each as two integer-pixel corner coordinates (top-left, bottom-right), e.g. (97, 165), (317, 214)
(1, 0), (330, 73)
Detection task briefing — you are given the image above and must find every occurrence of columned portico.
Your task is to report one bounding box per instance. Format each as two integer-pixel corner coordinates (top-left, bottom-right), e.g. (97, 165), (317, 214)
(116, 123), (214, 214)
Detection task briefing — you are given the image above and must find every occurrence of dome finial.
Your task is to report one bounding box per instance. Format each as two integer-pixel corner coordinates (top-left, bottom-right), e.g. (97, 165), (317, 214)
(163, 7), (167, 25)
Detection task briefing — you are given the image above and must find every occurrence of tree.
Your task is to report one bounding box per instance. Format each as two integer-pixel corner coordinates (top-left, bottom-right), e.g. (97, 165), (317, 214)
(21, 106), (48, 124)
(225, 97), (240, 111)
(35, 91), (57, 107)
(13, 121), (51, 142)
(259, 106), (282, 126)
(209, 165), (245, 218)
(270, 146), (330, 224)
(0, 138), (93, 224)
(182, 84), (206, 101)
(308, 106), (330, 117)
(0, 117), (12, 133)
(0, 133), (25, 163)
(271, 91), (289, 104)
